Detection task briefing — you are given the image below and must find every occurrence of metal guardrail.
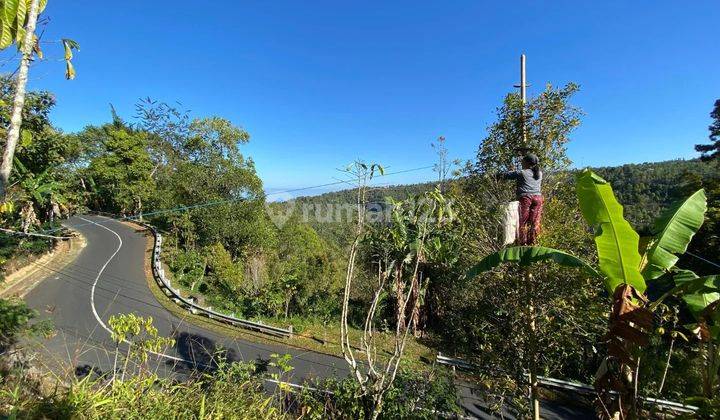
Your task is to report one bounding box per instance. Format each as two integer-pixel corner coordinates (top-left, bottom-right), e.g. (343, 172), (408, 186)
(84, 212), (293, 338)
(435, 354), (698, 415)
(141, 221), (294, 338)
(436, 353), (475, 370)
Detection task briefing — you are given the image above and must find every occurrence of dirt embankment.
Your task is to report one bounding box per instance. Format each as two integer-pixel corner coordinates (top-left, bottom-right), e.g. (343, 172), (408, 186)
(0, 233), (86, 298)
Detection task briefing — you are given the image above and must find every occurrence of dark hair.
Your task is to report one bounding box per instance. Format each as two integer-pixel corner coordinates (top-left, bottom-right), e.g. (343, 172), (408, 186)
(523, 154), (541, 180)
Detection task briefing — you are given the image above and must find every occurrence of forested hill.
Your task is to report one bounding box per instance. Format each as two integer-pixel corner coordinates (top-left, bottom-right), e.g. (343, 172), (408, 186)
(296, 159), (716, 233)
(593, 159), (717, 231)
(296, 181), (437, 207)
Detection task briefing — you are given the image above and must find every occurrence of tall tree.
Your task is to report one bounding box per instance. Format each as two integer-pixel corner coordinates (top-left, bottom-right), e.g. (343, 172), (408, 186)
(471, 83), (581, 175)
(0, 76), (82, 229)
(696, 99), (720, 162)
(688, 99), (720, 276)
(0, 0), (42, 199)
(87, 124), (155, 216)
(0, 0), (79, 200)
(444, 82), (601, 416)
(274, 219), (336, 318)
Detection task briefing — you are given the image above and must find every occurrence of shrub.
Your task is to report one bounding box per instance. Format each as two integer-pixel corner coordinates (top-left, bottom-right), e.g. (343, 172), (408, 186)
(1, 361), (282, 420)
(297, 368), (460, 419)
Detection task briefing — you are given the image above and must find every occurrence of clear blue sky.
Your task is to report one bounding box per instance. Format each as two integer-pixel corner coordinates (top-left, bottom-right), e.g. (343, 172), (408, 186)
(7, 0), (719, 194)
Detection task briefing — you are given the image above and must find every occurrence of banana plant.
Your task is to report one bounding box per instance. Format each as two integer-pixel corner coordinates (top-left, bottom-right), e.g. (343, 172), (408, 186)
(468, 170), (707, 292)
(664, 271), (720, 399)
(467, 169), (709, 418)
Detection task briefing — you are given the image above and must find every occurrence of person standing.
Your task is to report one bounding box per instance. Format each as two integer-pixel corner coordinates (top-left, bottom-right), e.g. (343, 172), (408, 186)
(502, 154), (543, 245)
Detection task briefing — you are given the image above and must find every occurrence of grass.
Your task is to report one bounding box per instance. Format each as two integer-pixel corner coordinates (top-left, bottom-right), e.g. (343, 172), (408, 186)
(1, 338), (459, 420)
(132, 224), (437, 371)
(0, 359), (286, 419)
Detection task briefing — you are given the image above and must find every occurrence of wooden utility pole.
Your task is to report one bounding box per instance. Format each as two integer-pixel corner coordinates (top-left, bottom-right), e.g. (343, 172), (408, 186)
(520, 53), (528, 144)
(514, 53), (528, 145)
(516, 53), (540, 420)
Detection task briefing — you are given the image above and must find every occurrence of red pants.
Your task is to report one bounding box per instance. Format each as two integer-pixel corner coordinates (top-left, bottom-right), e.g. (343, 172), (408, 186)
(519, 195), (543, 245)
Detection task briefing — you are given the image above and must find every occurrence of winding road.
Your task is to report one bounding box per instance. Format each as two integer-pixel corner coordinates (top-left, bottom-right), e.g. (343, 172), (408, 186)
(23, 215), (592, 419)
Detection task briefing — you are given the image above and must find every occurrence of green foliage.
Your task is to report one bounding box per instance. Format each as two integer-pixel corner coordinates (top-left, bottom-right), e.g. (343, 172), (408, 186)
(86, 124), (155, 215)
(0, 230), (52, 277)
(0, 361), (280, 419)
(299, 368), (459, 419)
(0, 297), (49, 351)
(363, 187), (459, 334)
(471, 82), (581, 174)
(295, 158), (717, 254)
(273, 219), (339, 319)
(136, 103), (272, 255)
(665, 270), (720, 327)
(61, 38), (79, 80)
(695, 99), (720, 162)
(0, 0), (47, 50)
(576, 169), (645, 293)
(642, 189), (707, 280)
(434, 84), (608, 411)
(444, 194), (605, 410)
(466, 245), (600, 279)
(108, 313), (174, 364)
(0, 76), (85, 228)
(0, 1), (78, 78)
(594, 159), (715, 231)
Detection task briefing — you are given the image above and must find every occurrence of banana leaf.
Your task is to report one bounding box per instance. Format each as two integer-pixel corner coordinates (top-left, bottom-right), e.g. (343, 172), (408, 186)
(642, 189), (707, 280)
(684, 292), (720, 319)
(576, 169), (645, 294)
(466, 246), (601, 279)
(666, 269), (720, 318)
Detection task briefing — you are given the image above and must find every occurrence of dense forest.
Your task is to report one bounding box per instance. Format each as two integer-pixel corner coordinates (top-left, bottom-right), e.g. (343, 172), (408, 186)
(1, 64), (719, 418)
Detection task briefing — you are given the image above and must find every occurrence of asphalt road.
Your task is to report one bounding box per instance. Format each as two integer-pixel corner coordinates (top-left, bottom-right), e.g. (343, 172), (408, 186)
(23, 215), (594, 419)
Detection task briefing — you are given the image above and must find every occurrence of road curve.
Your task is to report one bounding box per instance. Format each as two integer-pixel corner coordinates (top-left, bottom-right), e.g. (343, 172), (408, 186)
(24, 215), (348, 381)
(23, 215), (591, 419)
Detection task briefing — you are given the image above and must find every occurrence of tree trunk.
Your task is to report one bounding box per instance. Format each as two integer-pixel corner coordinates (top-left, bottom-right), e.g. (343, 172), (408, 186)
(658, 335), (675, 395)
(525, 271), (540, 420)
(137, 197), (143, 221)
(409, 272), (421, 337)
(0, 0), (41, 200)
(394, 264), (405, 331)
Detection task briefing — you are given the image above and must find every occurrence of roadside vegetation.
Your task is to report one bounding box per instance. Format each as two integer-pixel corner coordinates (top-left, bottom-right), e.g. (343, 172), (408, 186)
(0, 63), (718, 417)
(0, 302), (458, 419)
(0, 233), (52, 280)
(1, 2), (720, 416)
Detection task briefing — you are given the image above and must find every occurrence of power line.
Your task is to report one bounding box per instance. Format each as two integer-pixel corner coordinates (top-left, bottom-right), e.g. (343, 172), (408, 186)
(686, 251), (720, 270)
(266, 164), (435, 197)
(40, 163), (437, 234)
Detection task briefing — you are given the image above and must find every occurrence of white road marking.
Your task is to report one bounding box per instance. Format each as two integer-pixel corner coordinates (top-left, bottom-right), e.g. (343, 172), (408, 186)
(76, 216), (311, 391)
(78, 216), (122, 335)
(77, 216), (204, 365)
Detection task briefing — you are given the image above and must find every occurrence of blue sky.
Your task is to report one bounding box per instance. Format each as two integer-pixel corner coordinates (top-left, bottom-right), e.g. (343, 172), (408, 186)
(6, 0), (719, 194)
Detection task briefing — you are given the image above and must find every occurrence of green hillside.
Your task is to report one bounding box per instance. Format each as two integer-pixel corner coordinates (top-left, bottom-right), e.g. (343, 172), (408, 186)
(295, 158), (716, 245)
